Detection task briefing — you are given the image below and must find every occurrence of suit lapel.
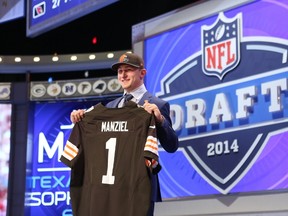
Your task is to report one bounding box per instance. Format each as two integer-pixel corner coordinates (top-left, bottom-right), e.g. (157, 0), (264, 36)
(107, 97), (122, 108)
(139, 92), (153, 105)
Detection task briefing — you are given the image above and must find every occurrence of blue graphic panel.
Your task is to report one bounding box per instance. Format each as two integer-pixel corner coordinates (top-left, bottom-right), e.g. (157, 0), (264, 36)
(144, 0), (288, 198)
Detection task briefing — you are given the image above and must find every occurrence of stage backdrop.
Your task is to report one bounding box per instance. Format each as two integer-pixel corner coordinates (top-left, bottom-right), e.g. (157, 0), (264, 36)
(139, 0), (288, 198)
(24, 0), (288, 215)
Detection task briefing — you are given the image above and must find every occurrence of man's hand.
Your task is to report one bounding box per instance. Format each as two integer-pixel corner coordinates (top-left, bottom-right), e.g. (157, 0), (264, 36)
(70, 109), (85, 123)
(143, 100), (164, 125)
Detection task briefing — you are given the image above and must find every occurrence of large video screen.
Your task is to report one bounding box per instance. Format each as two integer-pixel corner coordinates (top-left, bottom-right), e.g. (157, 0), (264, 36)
(137, 0), (288, 199)
(24, 99), (114, 215)
(0, 104), (11, 215)
(26, 0), (118, 37)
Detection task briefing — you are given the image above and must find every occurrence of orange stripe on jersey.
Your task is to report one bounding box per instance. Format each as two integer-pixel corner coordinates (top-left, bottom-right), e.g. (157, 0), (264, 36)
(146, 138), (157, 144)
(63, 149), (74, 159)
(62, 141), (79, 161)
(66, 144), (78, 154)
(145, 143), (158, 151)
(144, 135), (158, 156)
(145, 136), (158, 148)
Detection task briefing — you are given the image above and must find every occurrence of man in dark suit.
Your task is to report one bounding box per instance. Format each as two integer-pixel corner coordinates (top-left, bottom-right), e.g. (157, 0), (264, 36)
(70, 52), (179, 216)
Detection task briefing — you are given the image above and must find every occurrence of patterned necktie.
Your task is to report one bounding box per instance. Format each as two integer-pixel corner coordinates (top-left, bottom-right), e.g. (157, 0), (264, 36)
(124, 94), (133, 102)
(118, 94), (133, 107)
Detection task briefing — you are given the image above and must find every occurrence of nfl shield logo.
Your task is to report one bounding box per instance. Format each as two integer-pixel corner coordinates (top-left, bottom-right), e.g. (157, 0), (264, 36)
(202, 12), (241, 80)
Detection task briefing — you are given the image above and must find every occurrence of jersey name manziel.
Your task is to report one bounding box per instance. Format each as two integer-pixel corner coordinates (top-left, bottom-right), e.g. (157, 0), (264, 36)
(101, 121), (129, 132)
(60, 101), (159, 216)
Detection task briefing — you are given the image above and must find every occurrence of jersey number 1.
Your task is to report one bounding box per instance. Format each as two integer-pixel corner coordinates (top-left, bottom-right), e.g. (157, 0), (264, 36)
(102, 138), (116, 185)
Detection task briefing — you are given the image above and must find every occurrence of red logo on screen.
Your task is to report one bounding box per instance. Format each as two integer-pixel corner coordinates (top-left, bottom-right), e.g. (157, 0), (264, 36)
(33, 2), (46, 19)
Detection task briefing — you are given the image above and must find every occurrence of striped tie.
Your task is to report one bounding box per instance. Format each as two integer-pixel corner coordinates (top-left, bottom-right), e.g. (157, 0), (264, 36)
(124, 94), (133, 102)
(118, 94), (133, 107)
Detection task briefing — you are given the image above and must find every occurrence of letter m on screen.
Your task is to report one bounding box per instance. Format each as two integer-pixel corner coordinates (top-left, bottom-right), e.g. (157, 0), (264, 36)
(38, 132), (64, 163)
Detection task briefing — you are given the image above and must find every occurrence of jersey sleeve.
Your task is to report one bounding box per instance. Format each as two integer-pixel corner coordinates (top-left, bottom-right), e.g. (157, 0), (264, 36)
(60, 122), (83, 168)
(60, 122), (85, 188)
(143, 115), (162, 174)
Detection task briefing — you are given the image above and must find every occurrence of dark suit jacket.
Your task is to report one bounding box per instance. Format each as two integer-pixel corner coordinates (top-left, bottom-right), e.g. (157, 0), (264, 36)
(106, 91), (179, 202)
